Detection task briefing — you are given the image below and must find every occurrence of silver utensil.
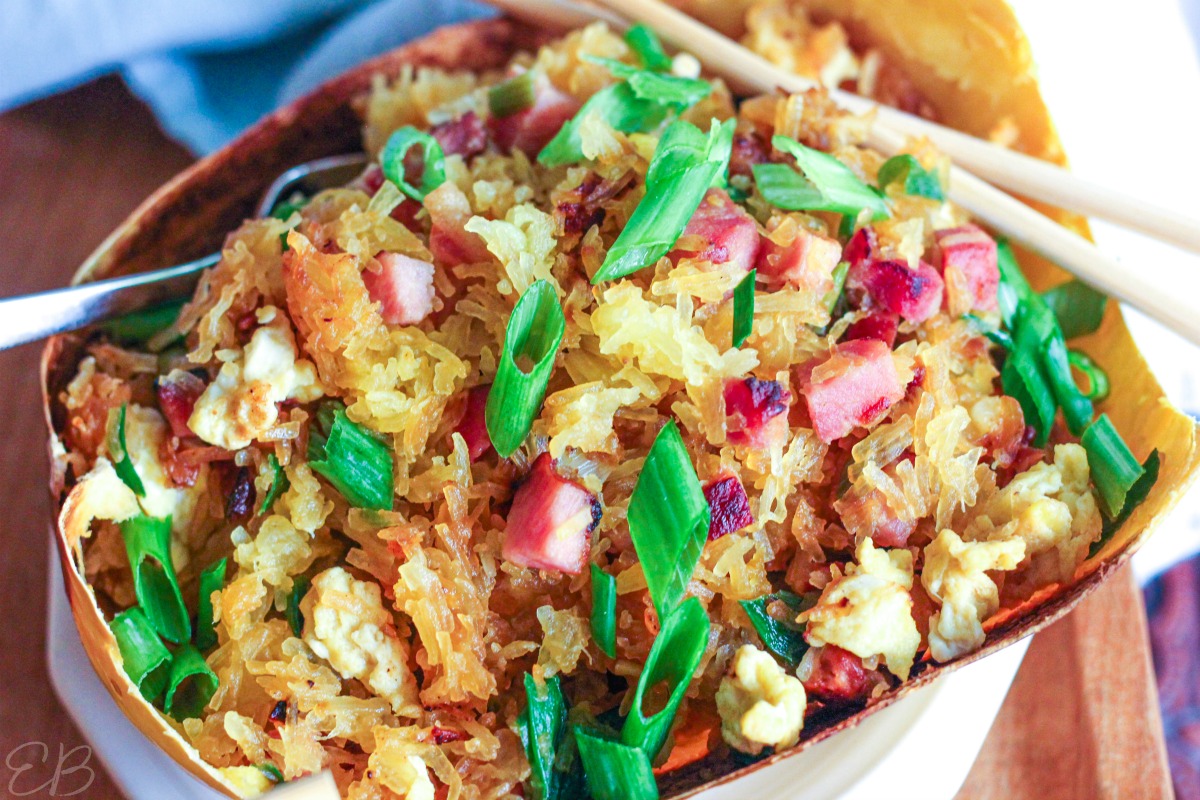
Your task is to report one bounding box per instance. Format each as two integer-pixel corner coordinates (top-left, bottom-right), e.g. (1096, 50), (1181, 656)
(0, 153), (368, 351)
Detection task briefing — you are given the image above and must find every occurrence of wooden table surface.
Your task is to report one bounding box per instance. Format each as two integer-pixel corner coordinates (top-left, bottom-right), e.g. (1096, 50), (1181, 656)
(0, 77), (1174, 800)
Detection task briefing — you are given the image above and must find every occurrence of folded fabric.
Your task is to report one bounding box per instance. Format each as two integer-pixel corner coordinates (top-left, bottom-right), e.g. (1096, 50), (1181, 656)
(1, 0), (491, 154)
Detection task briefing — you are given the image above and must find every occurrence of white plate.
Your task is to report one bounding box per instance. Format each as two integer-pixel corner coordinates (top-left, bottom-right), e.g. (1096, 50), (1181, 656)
(47, 541), (1027, 800)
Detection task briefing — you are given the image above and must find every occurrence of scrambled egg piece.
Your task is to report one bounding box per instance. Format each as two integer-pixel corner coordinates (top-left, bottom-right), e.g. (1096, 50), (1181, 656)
(804, 539), (920, 680)
(122, 404), (203, 532)
(189, 307), (323, 450)
(302, 567), (420, 717)
(922, 529), (1025, 661)
(966, 443), (1101, 586)
(716, 644), (807, 754)
(233, 515), (313, 590)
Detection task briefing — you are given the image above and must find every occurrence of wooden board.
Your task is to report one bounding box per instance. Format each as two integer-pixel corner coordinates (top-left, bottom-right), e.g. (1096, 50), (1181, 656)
(0, 77), (1173, 800)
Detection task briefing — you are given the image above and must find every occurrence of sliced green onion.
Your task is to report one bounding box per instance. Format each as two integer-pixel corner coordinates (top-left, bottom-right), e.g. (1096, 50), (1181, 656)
(257, 764), (284, 784)
(1042, 279), (1108, 340)
(380, 126), (445, 202)
(1001, 348), (1056, 447)
(110, 608), (172, 701)
(583, 56), (711, 108)
(489, 72), (537, 118)
(625, 24), (673, 71)
(1082, 414), (1147, 519)
(106, 404), (145, 497)
(270, 195), (308, 221)
(628, 420), (710, 619)
(120, 514), (190, 644)
(1068, 350), (1110, 401)
(287, 575), (310, 638)
(486, 280), (566, 458)
(593, 119), (734, 283)
(765, 135), (889, 220)
(164, 643), (219, 721)
(195, 558), (227, 651)
(1041, 332), (1094, 435)
(308, 402), (395, 511)
(102, 301), (186, 347)
(996, 240), (1094, 439)
(518, 674), (571, 800)
(753, 163), (825, 211)
(590, 564), (618, 659)
(822, 261), (850, 317)
(1090, 449), (1160, 557)
(574, 727), (659, 800)
(732, 269), (756, 347)
(837, 213), (857, 240)
(538, 82), (672, 168)
(621, 596), (709, 759)
(876, 154), (944, 201)
(259, 453), (290, 515)
(739, 591), (816, 667)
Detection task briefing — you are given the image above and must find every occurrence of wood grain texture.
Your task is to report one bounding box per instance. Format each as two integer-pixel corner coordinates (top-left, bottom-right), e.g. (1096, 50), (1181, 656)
(956, 566), (1173, 800)
(0, 78), (1172, 800)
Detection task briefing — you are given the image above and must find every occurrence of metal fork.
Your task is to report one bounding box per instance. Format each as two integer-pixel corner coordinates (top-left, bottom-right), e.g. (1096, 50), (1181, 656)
(0, 153), (368, 351)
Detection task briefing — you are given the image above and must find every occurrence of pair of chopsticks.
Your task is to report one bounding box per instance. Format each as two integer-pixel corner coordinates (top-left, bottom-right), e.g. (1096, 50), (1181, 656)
(484, 0), (1200, 346)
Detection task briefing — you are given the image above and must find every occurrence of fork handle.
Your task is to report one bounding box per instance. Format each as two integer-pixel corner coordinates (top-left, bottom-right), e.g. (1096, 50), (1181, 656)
(0, 254), (218, 351)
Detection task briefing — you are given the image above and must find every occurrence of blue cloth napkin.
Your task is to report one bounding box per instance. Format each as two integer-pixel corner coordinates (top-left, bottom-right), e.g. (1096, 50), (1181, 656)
(0, 0), (492, 154)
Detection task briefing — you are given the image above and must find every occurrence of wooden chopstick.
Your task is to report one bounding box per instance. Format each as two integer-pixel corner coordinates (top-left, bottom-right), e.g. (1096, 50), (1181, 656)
(481, 0), (1200, 346)
(589, 0), (1200, 256)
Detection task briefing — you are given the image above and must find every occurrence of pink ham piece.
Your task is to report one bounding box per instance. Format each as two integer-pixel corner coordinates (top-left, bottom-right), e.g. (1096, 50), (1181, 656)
(489, 75), (581, 157)
(362, 252), (435, 326)
(756, 226), (842, 290)
(424, 182), (491, 267)
(846, 258), (944, 324)
(703, 473), (753, 540)
(430, 111), (488, 160)
(801, 645), (872, 704)
(798, 339), (904, 443)
(454, 385), (493, 462)
(503, 453), (601, 574)
(724, 376), (791, 449)
(671, 189), (761, 274)
(843, 227), (877, 267)
(842, 312), (899, 349)
(934, 224), (999, 313)
(156, 371), (205, 439)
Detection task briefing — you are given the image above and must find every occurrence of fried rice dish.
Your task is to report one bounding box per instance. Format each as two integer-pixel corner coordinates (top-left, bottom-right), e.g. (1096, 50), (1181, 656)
(51, 4), (1165, 798)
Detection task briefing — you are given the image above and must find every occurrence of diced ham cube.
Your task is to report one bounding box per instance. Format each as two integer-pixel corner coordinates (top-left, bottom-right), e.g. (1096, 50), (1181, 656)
(424, 182), (491, 267)
(454, 385), (493, 462)
(724, 376), (791, 449)
(797, 339), (904, 443)
(843, 227), (877, 267)
(353, 164), (386, 196)
(756, 225), (843, 291)
(801, 645), (872, 703)
(842, 312), (899, 349)
(703, 473), (754, 540)
(363, 252), (435, 326)
(729, 130), (769, 179)
(671, 189), (761, 274)
(350, 164), (420, 227)
(846, 258), (944, 323)
(502, 453), (601, 574)
(934, 224), (999, 314)
(156, 370), (205, 439)
(430, 111), (488, 160)
(488, 75), (581, 157)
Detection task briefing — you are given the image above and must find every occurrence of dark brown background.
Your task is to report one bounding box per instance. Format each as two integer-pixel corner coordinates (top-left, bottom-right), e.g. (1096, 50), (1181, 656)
(0, 77), (1174, 800)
